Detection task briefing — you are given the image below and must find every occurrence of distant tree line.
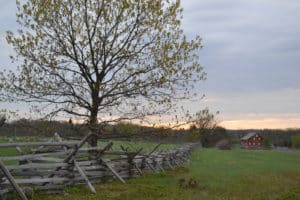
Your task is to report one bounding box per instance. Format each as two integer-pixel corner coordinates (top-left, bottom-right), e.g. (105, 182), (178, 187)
(0, 119), (178, 141)
(2, 119), (298, 147)
(0, 118), (227, 144)
(0, 119), (86, 138)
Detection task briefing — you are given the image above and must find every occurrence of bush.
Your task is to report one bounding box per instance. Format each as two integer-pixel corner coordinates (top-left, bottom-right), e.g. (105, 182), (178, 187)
(291, 135), (300, 149)
(263, 138), (271, 148)
(186, 129), (202, 142)
(200, 127), (228, 147)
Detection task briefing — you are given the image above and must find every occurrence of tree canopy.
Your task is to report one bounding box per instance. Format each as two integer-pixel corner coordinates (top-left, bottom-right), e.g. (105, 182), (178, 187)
(0, 0), (205, 131)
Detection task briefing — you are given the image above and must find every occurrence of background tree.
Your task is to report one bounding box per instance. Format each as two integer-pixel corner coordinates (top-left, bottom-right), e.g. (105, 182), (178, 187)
(186, 108), (218, 142)
(0, 0), (204, 146)
(186, 108), (229, 147)
(190, 108), (218, 133)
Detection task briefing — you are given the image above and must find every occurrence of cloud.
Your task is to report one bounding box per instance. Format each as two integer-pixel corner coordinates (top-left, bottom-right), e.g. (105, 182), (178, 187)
(203, 88), (300, 116)
(180, 0), (300, 95)
(220, 117), (300, 130)
(175, 87), (300, 129)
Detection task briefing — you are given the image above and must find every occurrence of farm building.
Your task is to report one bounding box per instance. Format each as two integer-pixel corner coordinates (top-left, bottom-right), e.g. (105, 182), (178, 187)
(241, 132), (263, 149)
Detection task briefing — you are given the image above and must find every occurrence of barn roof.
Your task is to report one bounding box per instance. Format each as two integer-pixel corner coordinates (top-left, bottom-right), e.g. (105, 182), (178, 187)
(241, 132), (257, 140)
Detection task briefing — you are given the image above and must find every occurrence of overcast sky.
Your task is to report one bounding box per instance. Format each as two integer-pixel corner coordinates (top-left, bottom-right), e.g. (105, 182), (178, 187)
(181, 0), (300, 129)
(0, 1), (300, 129)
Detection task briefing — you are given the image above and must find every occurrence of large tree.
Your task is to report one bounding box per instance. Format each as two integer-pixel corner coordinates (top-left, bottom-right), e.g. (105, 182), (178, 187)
(0, 0), (204, 145)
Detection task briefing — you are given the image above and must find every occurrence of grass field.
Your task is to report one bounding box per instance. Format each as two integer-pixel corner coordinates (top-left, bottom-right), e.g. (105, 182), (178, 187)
(0, 137), (176, 165)
(0, 137), (176, 154)
(30, 148), (300, 200)
(98, 140), (177, 152)
(1, 138), (300, 199)
(0, 138), (18, 157)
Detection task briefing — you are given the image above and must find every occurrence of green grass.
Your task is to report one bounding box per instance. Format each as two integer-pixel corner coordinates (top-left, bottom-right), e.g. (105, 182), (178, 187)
(0, 137), (175, 165)
(98, 140), (176, 153)
(31, 148), (300, 200)
(0, 136), (46, 156)
(0, 138), (18, 157)
(0, 137), (176, 157)
(1, 137), (299, 199)
(188, 149), (300, 187)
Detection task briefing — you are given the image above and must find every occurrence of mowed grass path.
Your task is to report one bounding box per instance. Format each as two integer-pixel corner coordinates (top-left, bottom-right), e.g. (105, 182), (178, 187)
(33, 148), (300, 200)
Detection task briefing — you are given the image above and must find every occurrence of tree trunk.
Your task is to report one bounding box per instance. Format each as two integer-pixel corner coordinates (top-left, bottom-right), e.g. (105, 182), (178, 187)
(87, 111), (99, 147)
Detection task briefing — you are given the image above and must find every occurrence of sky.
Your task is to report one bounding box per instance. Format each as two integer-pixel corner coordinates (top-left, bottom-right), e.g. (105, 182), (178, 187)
(0, 0), (300, 129)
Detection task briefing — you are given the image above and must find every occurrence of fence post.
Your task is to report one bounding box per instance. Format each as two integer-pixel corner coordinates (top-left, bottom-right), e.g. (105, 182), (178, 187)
(0, 160), (28, 200)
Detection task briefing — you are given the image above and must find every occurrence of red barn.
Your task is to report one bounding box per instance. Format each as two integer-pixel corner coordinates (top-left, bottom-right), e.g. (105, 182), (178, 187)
(240, 132), (263, 149)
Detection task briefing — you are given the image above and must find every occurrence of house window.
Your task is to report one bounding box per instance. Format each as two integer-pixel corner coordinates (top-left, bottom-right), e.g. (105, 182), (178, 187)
(253, 137), (256, 141)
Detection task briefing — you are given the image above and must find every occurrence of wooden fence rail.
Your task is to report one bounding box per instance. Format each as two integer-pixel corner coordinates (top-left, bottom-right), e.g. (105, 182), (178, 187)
(0, 133), (197, 200)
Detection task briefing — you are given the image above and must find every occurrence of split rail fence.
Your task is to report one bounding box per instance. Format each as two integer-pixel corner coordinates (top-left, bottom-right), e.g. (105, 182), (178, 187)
(0, 133), (196, 200)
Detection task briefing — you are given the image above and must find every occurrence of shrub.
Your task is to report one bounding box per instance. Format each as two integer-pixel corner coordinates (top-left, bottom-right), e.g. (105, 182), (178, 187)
(186, 129), (202, 142)
(263, 138), (271, 148)
(291, 135), (300, 148)
(200, 127), (228, 147)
